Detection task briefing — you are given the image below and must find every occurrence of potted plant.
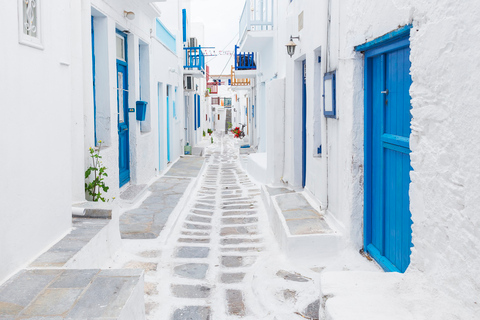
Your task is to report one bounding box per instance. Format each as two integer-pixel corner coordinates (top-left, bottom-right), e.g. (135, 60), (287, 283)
(208, 128), (213, 136)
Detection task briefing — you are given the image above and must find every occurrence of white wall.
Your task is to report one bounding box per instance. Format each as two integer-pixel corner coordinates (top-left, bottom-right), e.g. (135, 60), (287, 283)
(405, 0), (480, 306)
(87, 0), (178, 193)
(0, 0), (73, 283)
(151, 35), (183, 170)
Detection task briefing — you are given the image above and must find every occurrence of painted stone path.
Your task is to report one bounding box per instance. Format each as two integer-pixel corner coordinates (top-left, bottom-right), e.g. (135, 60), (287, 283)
(109, 135), (321, 319)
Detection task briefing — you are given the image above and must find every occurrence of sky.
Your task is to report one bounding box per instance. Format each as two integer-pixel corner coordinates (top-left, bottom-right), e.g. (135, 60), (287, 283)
(189, 0), (246, 75)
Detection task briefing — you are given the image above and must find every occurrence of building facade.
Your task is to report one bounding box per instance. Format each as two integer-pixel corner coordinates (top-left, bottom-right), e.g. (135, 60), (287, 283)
(237, 0), (480, 311)
(0, 0), (197, 285)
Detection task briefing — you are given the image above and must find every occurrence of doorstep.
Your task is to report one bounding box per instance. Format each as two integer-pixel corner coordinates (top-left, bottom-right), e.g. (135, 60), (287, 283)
(261, 186), (342, 265)
(0, 268), (145, 319)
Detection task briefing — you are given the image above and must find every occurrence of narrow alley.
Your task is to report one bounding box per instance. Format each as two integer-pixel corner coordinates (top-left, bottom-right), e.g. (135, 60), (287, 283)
(2, 0), (480, 319)
(109, 134), (322, 319)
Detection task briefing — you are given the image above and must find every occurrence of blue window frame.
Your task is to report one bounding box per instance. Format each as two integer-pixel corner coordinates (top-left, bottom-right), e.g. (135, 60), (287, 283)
(323, 70), (336, 118)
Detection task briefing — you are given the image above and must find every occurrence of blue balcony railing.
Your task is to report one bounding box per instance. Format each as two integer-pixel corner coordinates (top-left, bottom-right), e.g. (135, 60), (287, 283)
(235, 45), (256, 70)
(239, 0), (273, 41)
(184, 46), (205, 71)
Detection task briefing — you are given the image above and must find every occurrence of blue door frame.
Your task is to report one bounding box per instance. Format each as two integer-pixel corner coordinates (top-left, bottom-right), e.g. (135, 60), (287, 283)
(301, 60), (307, 188)
(158, 83), (162, 171)
(116, 30), (130, 187)
(166, 86), (171, 163)
(359, 26), (413, 273)
(91, 16), (97, 145)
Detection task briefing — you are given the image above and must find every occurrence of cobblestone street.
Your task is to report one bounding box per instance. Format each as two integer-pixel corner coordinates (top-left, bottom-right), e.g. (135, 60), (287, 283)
(109, 134), (321, 319)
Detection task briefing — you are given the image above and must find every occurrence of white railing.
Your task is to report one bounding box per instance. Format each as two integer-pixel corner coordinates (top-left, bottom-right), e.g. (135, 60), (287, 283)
(239, 0), (273, 42)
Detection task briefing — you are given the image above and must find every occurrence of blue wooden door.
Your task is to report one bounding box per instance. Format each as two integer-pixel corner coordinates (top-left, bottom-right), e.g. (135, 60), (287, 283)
(365, 36), (412, 272)
(116, 31), (130, 187)
(166, 87), (171, 163)
(301, 60), (307, 188)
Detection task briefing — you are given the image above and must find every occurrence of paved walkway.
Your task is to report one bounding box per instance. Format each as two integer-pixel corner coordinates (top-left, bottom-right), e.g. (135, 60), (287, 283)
(108, 135), (321, 319)
(120, 157), (204, 239)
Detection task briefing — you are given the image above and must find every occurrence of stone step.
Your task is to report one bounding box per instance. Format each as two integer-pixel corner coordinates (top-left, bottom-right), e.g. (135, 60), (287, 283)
(30, 217), (120, 269)
(0, 269), (145, 319)
(262, 186), (342, 266)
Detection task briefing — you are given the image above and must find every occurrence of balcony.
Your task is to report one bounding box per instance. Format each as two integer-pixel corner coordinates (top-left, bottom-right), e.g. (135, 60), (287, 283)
(184, 46), (205, 78)
(234, 45), (257, 78)
(230, 66), (251, 88)
(211, 97), (220, 105)
(238, 0), (274, 52)
(207, 81), (219, 95)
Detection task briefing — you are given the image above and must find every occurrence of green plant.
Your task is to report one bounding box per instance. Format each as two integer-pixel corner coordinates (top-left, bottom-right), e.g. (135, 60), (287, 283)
(227, 121), (233, 129)
(211, 137), (213, 144)
(85, 141), (110, 202)
(207, 128), (213, 134)
(203, 130), (206, 137)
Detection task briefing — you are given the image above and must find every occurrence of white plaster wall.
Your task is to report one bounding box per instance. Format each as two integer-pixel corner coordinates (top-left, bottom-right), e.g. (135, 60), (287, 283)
(0, 0), (73, 284)
(151, 37), (183, 171)
(87, 0), (174, 193)
(405, 0), (480, 307)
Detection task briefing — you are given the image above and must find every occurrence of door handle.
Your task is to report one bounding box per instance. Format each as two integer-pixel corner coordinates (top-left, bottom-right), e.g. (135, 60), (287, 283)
(122, 128), (128, 132)
(381, 90), (389, 94)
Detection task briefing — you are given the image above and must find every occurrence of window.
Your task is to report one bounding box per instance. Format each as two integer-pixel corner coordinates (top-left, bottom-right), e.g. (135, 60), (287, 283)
(324, 71), (336, 118)
(116, 35), (125, 60)
(18, 0), (43, 49)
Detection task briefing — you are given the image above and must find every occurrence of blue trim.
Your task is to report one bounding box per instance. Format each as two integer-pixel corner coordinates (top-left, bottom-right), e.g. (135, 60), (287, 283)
(156, 18), (176, 53)
(167, 87), (171, 162)
(182, 9), (187, 43)
(91, 16), (97, 146)
(157, 83), (162, 170)
(194, 94), (197, 130)
(197, 94), (201, 129)
(323, 70), (336, 118)
(116, 29), (130, 187)
(301, 60), (307, 188)
(355, 25), (412, 52)
(173, 88), (177, 119)
(367, 244), (401, 272)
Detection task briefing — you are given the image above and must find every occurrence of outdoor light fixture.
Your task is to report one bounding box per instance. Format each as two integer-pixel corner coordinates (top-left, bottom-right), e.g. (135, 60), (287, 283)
(124, 11), (135, 20)
(286, 36), (300, 57)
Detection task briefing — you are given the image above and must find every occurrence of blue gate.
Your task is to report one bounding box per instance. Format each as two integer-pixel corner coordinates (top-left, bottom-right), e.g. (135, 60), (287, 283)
(360, 27), (413, 273)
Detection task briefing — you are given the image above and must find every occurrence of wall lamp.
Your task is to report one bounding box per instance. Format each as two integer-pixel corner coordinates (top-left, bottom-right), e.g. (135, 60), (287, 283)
(124, 11), (135, 20)
(286, 36), (300, 57)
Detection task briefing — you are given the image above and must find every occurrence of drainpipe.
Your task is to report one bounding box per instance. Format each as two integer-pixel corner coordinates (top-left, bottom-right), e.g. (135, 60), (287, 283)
(323, 0), (332, 210)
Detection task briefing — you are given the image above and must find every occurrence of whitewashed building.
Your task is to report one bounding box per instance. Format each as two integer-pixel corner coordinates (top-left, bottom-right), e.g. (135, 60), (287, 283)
(237, 0), (480, 316)
(0, 0), (188, 285)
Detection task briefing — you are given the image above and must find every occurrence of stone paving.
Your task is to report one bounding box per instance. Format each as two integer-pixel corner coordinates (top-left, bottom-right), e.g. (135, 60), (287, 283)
(30, 218), (110, 268)
(120, 157), (204, 239)
(0, 269), (144, 319)
(110, 134), (321, 319)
